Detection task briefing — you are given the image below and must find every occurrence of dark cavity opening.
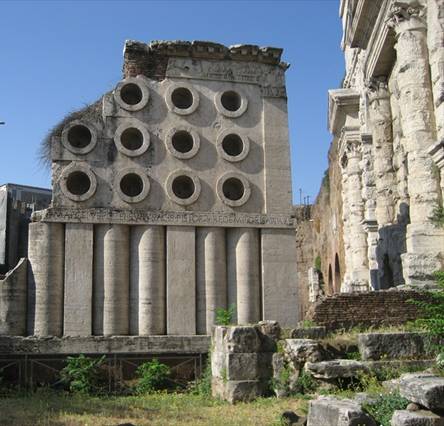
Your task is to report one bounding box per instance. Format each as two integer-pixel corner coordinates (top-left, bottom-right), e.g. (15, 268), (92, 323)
(171, 87), (193, 109)
(66, 171), (91, 196)
(222, 177), (244, 201)
(67, 125), (92, 149)
(120, 173), (144, 197)
(172, 175), (195, 199)
(120, 83), (143, 105)
(222, 134), (243, 157)
(172, 130), (194, 153)
(121, 127), (143, 151)
(221, 91), (242, 112)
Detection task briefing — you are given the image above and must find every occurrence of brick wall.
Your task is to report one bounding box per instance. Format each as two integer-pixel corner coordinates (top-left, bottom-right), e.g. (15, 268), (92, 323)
(305, 290), (433, 330)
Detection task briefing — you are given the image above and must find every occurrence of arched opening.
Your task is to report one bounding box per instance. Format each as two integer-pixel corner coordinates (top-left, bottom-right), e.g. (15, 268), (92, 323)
(328, 264), (333, 296)
(382, 254), (394, 289)
(334, 253), (341, 293)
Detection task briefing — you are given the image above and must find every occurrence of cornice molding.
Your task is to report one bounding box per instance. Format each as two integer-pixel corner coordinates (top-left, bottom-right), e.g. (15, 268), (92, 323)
(328, 89), (360, 135)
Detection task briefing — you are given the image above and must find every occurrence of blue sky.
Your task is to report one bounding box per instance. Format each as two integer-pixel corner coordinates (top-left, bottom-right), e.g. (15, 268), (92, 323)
(0, 0), (344, 204)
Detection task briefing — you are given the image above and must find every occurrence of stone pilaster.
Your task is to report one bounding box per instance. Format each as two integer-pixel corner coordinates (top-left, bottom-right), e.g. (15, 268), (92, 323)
(388, 2), (444, 285)
(340, 133), (369, 292)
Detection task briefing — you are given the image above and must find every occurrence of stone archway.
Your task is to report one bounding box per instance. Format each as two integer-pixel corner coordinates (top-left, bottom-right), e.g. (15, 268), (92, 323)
(334, 253), (341, 293)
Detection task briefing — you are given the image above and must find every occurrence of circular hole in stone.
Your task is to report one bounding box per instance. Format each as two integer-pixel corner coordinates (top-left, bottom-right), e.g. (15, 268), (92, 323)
(172, 175), (195, 199)
(222, 177), (244, 201)
(172, 130), (194, 154)
(66, 171), (91, 196)
(222, 134), (244, 157)
(221, 91), (242, 112)
(121, 127), (144, 151)
(171, 87), (193, 109)
(120, 173), (144, 197)
(120, 83), (143, 105)
(67, 125), (92, 149)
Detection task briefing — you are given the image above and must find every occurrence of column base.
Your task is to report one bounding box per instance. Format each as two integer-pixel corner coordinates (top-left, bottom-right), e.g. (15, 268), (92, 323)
(401, 252), (443, 287)
(341, 275), (370, 293)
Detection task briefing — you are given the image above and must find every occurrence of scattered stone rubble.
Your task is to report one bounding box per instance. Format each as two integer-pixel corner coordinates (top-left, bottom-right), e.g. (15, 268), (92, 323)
(211, 322), (444, 425)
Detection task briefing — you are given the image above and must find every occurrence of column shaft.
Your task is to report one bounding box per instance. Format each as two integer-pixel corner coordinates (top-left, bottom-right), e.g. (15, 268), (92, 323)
(227, 228), (260, 325)
(130, 225), (165, 336)
(196, 227), (227, 335)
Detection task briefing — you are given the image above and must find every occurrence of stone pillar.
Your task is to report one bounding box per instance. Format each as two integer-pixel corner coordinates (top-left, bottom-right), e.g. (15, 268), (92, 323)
(261, 229), (298, 327)
(388, 3), (444, 284)
(196, 227), (227, 335)
(64, 223), (93, 336)
(93, 224), (130, 336)
(360, 133), (379, 290)
(27, 222), (64, 336)
(130, 225), (165, 336)
(367, 79), (397, 226)
(0, 258), (27, 336)
(227, 228), (260, 325)
(166, 226), (196, 335)
(340, 138), (369, 292)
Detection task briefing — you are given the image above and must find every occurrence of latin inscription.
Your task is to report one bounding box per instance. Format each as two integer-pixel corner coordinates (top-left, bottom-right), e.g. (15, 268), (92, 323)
(37, 208), (296, 229)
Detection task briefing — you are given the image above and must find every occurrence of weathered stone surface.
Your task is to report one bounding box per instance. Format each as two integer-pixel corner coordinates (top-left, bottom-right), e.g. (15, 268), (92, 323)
(358, 332), (439, 361)
(224, 326), (262, 354)
(255, 320), (280, 352)
(211, 352), (273, 381)
(284, 339), (326, 365)
(212, 377), (268, 404)
(307, 396), (377, 426)
(0, 335), (210, 354)
(305, 359), (370, 380)
(391, 410), (444, 426)
(261, 229), (299, 327)
(291, 326), (327, 340)
(306, 359), (434, 380)
(0, 258), (27, 336)
(398, 373), (444, 411)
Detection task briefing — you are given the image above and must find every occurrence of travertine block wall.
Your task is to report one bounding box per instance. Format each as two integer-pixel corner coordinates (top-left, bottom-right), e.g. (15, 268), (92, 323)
(6, 40), (300, 337)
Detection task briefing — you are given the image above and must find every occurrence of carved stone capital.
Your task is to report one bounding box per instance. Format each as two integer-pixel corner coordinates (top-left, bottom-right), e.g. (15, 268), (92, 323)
(366, 77), (390, 103)
(386, 1), (426, 32)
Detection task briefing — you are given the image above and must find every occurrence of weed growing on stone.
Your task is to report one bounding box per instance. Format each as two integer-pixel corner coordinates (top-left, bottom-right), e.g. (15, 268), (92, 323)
(189, 356), (212, 397)
(295, 370), (318, 394)
(60, 354), (106, 395)
(362, 392), (409, 426)
(134, 359), (171, 394)
(215, 304), (236, 326)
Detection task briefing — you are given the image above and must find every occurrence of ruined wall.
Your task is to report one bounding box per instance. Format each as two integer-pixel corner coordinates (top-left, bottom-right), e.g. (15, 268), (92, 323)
(306, 290), (433, 330)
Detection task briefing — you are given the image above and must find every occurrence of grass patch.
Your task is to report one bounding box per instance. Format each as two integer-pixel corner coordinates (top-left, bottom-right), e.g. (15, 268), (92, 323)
(362, 392), (409, 426)
(0, 389), (308, 426)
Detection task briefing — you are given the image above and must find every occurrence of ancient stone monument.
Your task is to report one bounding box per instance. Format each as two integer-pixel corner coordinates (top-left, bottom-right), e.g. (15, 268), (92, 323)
(0, 40), (299, 339)
(297, 0), (444, 304)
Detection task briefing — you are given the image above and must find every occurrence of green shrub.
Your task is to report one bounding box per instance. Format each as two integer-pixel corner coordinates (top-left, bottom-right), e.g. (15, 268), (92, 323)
(296, 370), (318, 394)
(314, 256), (322, 272)
(362, 392), (409, 426)
(345, 351), (361, 361)
(215, 304), (235, 326)
(300, 319), (316, 329)
(134, 359), (170, 394)
(430, 203), (444, 228)
(410, 271), (444, 339)
(190, 356), (212, 396)
(60, 354), (105, 394)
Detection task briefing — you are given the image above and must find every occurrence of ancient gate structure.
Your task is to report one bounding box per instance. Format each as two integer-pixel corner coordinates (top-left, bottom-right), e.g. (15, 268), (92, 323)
(0, 40), (298, 343)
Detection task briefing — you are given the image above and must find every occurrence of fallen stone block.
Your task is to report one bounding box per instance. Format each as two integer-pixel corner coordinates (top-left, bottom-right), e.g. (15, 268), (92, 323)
(291, 326), (327, 340)
(398, 373), (444, 411)
(284, 339), (325, 365)
(391, 409), (444, 426)
(305, 359), (370, 379)
(306, 396), (377, 426)
(358, 332), (440, 361)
